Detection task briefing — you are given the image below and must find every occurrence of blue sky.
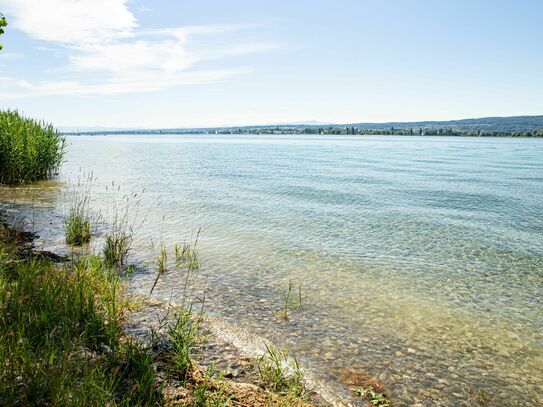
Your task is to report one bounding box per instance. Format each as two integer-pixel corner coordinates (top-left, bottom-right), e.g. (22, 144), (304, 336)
(0, 0), (542, 128)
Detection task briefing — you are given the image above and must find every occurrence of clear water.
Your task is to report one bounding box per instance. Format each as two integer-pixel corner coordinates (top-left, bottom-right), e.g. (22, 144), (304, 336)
(6, 134), (543, 405)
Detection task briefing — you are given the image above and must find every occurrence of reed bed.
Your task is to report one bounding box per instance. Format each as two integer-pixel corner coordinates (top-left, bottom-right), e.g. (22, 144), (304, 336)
(0, 110), (65, 184)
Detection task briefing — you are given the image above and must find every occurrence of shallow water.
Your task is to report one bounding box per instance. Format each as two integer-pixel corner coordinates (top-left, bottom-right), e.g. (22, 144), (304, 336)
(3, 134), (542, 406)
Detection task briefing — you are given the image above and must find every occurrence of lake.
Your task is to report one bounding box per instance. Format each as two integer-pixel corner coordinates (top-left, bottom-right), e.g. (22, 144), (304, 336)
(5, 134), (543, 405)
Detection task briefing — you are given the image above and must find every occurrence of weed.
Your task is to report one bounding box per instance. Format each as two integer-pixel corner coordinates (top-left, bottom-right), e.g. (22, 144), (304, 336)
(277, 281), (302, 319)
(65, 208), (92, 245)
(158, 246), (167, 274)
(166, 306), (199, 382)
(103, 231), (132, 268)
(192, 366), (233, 407)
(101, 183), (146, 269)
(0, 246), (130, 404)
(150, 246), (168, 294)
(115, 339), (162, 405)
(63, 175), (95, 246)
(175, 228), (201, 272)
(256, 344), (305, 398)
(353, 387), (392, 406)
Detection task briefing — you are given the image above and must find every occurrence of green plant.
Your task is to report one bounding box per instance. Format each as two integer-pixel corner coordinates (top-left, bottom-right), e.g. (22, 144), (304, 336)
(0, 13), (6, 51)
(150, 246), (168, 294)
(115, 339), (162, 405)
(279, 281), (293, 319)
(175, 242), (196, 268)
(192, 366), (233, 407)
(175, 228), (201, 272)
(158, 246), (167, 274)
(353, 387), (392, 406)
(0, 110), (66, 184)
(103, 231), (132, 268)
(0, 252), (129, 405)
(65, 208), (92, 246)
(167, 307), (199, 382)
(277, 281), (302, 319)
(256, 344), (305, 398)
(101, 184), (144, 270)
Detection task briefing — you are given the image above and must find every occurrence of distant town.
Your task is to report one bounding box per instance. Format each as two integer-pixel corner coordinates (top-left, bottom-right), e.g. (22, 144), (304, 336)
(64, 115), (543, 137)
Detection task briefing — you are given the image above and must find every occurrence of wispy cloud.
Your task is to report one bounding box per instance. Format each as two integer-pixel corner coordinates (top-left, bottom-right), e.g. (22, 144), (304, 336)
(0, 0), (276, 98)
(2, 0), (136, 45)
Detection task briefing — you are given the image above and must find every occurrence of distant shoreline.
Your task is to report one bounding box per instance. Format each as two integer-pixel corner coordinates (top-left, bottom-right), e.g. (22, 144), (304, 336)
(61, 114), (543, 137)
(63, 130), (543, 138)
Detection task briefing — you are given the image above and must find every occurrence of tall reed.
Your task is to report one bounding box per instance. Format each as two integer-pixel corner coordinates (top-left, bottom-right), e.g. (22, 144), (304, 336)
(63, 173), (95, 247)
(0, 110), (65, 184)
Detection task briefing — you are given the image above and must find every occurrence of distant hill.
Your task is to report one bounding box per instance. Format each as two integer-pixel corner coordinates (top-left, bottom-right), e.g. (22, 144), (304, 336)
(344, 115), (543, 132)
(63, 115), (543, 135)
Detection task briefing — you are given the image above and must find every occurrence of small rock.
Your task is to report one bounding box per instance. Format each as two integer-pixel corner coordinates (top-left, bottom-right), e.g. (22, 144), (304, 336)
(223, 368), (239, 378)
(407, 348), (416, 353)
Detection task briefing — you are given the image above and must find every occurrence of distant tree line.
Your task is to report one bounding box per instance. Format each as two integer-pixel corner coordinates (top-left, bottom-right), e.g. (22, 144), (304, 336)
(64, 125), (543, 137)
(204, 126), (543, 137)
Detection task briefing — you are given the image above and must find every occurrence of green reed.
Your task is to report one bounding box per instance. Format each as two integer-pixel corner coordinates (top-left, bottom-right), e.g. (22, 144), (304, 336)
(0, 110), (65, 184)
(277, 281), (303, 319)
(256, 344), (306, 399)
(63, 174), (96, 247)
(101, 184), (146, 269)
(175, 227), (201, 272)
(65, 208), (92, 246)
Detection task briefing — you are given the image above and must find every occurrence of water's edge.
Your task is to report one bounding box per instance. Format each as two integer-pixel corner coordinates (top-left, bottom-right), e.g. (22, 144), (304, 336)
(0, 199), (361, 407)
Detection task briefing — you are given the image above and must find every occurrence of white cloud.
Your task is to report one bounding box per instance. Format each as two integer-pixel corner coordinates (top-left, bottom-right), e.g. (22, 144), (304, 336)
(0, 1), (276, 98)
(1, 0), (136, 45)
(0, 68), (249, 99)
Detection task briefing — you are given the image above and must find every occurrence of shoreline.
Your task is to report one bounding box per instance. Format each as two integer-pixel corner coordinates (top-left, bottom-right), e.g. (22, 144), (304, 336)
(0, 200), (387, 406)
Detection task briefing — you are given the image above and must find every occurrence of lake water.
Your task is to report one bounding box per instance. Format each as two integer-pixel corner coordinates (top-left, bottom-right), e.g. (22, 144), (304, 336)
(4, 134), (542, 405)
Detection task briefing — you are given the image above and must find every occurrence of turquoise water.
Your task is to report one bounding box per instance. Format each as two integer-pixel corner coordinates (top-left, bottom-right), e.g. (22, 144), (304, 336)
(8, 134), (543, 405)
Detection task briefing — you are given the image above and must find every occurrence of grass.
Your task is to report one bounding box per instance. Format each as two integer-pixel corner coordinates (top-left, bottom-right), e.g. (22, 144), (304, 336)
(150, 246), (168, 294)
(65, 207), (92, 245)
(103, 231), (132, 268)
(0, 221), (167, 405)
(151, 230), (202, 295)
(191, 367), (233, 407)
(166, 306), (199, 382)
(101, 183), (145, 269)
(175, 228), (201, 272)
(63, 173), (95, 247)
(0, 110), (65, 184)
(277, 280), (303, 319)
(256, 344), (306, 399)
(158, 246), (167, 274)
(0, 214), (311, 406)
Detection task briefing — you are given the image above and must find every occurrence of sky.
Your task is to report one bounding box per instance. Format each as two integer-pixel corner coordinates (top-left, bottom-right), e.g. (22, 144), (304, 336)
(0, 0), (542, 128)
